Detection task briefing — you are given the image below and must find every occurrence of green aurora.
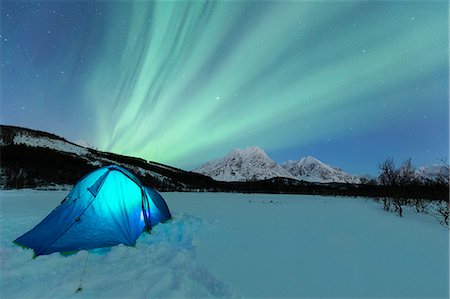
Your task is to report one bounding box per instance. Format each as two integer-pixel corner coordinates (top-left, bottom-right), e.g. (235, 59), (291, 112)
(2, 1), (448, 173)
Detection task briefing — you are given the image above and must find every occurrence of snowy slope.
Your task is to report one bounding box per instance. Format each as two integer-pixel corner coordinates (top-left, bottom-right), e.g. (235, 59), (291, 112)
(195, 148), (360, 183)
(2, 131), (172, 187)
(194, 146), (294, 181)
(1, 190), (448, 298)
(11, 132), (89, 156)
(0, 125), (212, 190)
(281, 156), (361, 183)
(416, 164), (449, 183)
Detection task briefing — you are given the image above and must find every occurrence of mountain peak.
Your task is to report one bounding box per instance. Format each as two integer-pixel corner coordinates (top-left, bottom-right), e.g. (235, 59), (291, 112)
(299, 155), (321, 164)
(281, 156), (360, 184)
(194, 147), (293, 182)
(226, 146), (268, 160)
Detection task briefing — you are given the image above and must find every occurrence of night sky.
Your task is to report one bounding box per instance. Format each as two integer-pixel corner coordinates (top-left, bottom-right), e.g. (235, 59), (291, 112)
(1, 1), (448, 175)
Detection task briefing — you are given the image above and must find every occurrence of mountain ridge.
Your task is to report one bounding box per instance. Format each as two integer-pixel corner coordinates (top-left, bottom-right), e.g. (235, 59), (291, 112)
(0, 124), (214, 190)
(281, 155), (361, 184)
(195, 147), (361, 183)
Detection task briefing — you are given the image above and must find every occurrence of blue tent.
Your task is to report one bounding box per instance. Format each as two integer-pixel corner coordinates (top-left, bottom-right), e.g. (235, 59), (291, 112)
(14, 165), (171, 257)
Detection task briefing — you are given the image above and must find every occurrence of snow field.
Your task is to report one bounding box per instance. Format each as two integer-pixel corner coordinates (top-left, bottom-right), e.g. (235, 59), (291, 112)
(165, 193), (448, 298)
(0, 190), (448, 298)
(0, 191), (232, 298)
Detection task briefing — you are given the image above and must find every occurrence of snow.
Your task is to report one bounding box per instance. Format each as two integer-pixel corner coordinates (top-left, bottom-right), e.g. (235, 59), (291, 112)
(84, 159), (169, 183)
(0, 190), (232, 298)
(148, 161), (182, 173)
(194, 146), (295, 181)
(282, 156), (361, 184)
(13, 133), (89, 156)
(132, 165), (168, 182)
(194, 147), (361, 183)
(35, 184), (73, 191)
(416, 164), (449, 182)
(1, 190), (448, 298)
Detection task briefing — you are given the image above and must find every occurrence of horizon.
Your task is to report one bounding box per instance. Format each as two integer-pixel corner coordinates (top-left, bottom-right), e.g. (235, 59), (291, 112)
(1, 122), (446, 177)
(1, 1), (448, 176)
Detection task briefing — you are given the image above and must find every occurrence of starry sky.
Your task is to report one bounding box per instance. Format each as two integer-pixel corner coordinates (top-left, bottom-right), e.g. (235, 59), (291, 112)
(1, 0), (448, 175)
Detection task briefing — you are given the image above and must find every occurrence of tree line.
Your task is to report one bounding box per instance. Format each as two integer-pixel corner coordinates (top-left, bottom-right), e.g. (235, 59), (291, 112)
(378, 157), (449, 187)
(375, 157), (449, 225)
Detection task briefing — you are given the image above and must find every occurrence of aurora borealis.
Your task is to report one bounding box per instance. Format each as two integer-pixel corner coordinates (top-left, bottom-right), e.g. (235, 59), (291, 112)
(1, 1), (448, 174)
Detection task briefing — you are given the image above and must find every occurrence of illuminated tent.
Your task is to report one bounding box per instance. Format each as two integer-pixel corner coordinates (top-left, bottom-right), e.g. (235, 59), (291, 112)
(14, 165), (171, 257)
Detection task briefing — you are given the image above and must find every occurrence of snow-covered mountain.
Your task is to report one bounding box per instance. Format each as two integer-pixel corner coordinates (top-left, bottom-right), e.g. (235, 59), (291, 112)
(281, 156), (361, 184)
(416, 164), (449, 184)
(194, 147), (360, 183)
(194, 146), (295, 182)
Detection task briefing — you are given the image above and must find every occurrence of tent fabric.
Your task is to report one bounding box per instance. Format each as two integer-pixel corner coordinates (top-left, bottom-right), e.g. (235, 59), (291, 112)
(14, 165), (171, 257)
